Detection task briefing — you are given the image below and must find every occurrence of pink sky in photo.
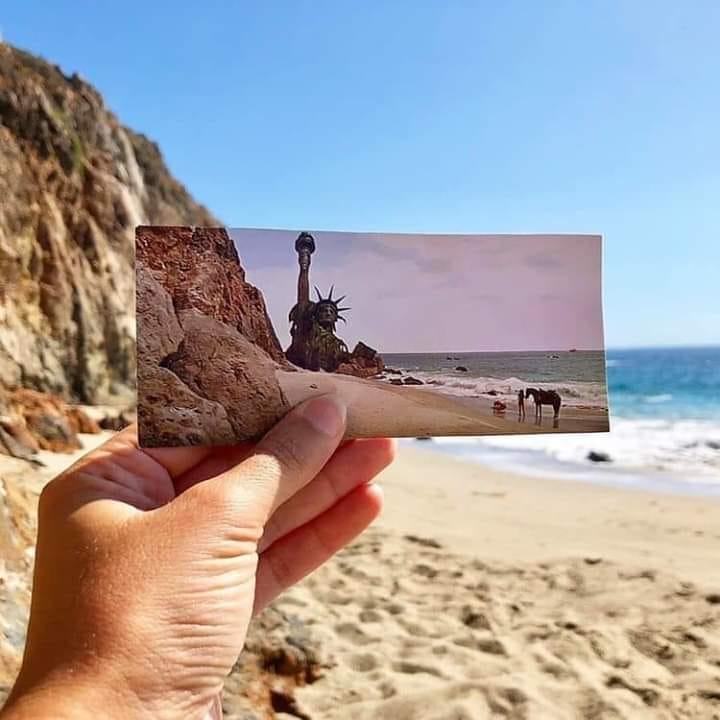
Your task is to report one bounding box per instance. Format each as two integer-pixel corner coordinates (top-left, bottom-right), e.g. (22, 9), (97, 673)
(230, 229), (604, 353)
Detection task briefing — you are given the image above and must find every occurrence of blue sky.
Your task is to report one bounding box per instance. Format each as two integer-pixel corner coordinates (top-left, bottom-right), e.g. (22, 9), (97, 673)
(2, 2), (718, 349)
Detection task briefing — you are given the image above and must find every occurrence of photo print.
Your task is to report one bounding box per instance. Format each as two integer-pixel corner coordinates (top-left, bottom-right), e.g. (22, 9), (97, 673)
(136, 227), (609, 447)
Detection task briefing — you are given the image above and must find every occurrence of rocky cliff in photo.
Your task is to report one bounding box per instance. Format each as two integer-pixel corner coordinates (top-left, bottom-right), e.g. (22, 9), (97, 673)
(0, 43), (216, 403)
(136, 226), (290, 447)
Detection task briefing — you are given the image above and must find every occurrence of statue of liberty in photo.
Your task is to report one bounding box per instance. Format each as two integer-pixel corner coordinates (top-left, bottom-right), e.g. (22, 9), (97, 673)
(286, 232), (352, 372)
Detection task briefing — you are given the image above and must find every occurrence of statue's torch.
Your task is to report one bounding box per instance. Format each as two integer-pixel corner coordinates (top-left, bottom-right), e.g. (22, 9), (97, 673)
(294, 232), (316, 306)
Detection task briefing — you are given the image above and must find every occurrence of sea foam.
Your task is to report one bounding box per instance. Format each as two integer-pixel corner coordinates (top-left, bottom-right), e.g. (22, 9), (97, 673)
(391, 371), (607, 407)
(429, 416), (720, 485)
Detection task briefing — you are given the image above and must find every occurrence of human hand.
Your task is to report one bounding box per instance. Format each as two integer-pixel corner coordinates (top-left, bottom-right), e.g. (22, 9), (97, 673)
(2, 396), (394, 720)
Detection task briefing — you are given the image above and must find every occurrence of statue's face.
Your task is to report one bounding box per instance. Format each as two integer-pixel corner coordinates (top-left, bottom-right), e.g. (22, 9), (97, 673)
(315, 302), (337, 329)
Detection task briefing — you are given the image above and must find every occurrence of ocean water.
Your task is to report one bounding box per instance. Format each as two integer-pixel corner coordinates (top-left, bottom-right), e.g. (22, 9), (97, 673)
(383, 350), (607, 407)
(387, 347), (720, 492)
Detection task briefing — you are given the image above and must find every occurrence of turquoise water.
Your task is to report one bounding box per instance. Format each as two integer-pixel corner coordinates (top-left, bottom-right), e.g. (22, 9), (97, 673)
(607, 347), (720, 421)
(398, 346), (720, 490)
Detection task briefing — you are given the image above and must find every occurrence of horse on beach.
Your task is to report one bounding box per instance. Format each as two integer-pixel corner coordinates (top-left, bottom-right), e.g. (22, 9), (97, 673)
(525, 388), (562, 421)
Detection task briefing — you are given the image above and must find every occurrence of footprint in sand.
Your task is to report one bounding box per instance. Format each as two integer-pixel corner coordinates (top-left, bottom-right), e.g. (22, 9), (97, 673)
(392, 660), (445, 678)
(320, 590), (353, 606)
(413, 563), (439, 579)
(358, 608), (382, 623)
(397, 617), (429, 637)
(335, 622), (374, 646)
(378, 680), (397, 699)
(453, 634), (507, 656)
(385, 601), (405, 616)
(276, 595), (308, 608)
(346, 652), (379, 672)
(460, 606), (492, 630)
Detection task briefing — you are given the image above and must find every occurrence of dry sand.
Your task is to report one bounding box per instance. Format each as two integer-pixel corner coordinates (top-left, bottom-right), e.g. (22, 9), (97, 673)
(274, 447), (720, 719)
(278, 370), (609, 438)
(4, 434), (719, 718)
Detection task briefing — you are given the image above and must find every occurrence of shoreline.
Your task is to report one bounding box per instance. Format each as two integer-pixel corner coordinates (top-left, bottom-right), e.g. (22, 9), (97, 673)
(277, 369), (609, 438)
(412, 438), (720, 498)
(21, 433), (719, 578)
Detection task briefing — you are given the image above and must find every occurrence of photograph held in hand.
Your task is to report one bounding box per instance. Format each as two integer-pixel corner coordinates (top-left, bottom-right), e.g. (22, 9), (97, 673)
(136, 226), (609, 447)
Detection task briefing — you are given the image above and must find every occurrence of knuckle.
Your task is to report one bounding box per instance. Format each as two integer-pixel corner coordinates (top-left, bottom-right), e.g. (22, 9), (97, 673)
(38, 473), (69, 512)
(261, 433), (306, 477)
(266, 547), (294, 590)
(187, 478), (235, 517)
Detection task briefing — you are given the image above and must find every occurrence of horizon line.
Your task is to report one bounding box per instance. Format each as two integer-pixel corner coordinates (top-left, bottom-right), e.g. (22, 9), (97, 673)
(380, 348), (605, 355)
(377, 343), (719, 354)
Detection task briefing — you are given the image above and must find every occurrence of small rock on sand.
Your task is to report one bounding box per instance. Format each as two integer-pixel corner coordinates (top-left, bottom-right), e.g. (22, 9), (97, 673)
(587, 451), (612, 463)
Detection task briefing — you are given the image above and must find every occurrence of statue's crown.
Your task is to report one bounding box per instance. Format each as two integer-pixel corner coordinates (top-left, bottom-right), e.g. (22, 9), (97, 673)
(314, 285), (351, 323)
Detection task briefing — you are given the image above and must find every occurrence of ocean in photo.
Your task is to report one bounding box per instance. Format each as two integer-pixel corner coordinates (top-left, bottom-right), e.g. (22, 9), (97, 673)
(388, 347), (720, 493)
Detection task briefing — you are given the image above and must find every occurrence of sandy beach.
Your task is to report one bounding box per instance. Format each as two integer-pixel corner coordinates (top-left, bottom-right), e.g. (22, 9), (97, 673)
(264, 445), (720, 719)
(278, 370), (609, 438)
(3, 435), (719, 719)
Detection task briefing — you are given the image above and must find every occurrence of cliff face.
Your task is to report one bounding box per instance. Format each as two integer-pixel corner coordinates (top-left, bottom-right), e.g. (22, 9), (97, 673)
(136, 226), (290, 447)
(0, 43), (217, 402)
(136, 226), (285, 361)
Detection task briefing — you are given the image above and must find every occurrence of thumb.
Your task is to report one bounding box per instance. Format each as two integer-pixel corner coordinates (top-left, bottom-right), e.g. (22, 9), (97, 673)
(185, 394), (347, 527)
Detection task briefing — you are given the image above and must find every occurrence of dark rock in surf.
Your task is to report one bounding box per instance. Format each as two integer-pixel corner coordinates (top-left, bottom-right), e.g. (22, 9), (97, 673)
(587, 451), (612, 463)
(455, 366), (468, 372)
(403, 377), (424, 386)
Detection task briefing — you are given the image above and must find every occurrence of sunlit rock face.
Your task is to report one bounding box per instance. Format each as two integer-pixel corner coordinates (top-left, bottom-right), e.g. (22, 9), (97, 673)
(0, 43), (216, 402)
(136, 226), (291, 447)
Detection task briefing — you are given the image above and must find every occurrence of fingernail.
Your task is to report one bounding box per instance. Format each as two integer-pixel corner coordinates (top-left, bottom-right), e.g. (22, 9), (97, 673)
(301, 395), (347, 436)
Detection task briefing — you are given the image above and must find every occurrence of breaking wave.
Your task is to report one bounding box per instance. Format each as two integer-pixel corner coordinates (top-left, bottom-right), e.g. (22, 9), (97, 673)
(428, 416), (720, 485)
(383, 371), (607, 407)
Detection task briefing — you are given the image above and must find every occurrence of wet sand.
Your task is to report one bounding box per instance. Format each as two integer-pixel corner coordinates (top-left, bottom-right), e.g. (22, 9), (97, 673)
(278, 369), (609, 438)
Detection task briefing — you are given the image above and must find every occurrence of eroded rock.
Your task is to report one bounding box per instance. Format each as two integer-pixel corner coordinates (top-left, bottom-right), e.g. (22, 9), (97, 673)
(136, 230), (291, 447)
(6, 389), (79, 452)
(335, 341), (385, 379)
(136, 227), (285, 363)
(0, 43), (216, 402)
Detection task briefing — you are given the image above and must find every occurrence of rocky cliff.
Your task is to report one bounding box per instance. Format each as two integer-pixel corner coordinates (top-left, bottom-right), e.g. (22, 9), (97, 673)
(136, 226), (290, 447)
(0, 43), (217, 402)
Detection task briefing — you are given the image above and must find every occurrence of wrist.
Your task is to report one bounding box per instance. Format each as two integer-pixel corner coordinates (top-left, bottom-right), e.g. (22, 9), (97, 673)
(2, 669), (145, 720)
